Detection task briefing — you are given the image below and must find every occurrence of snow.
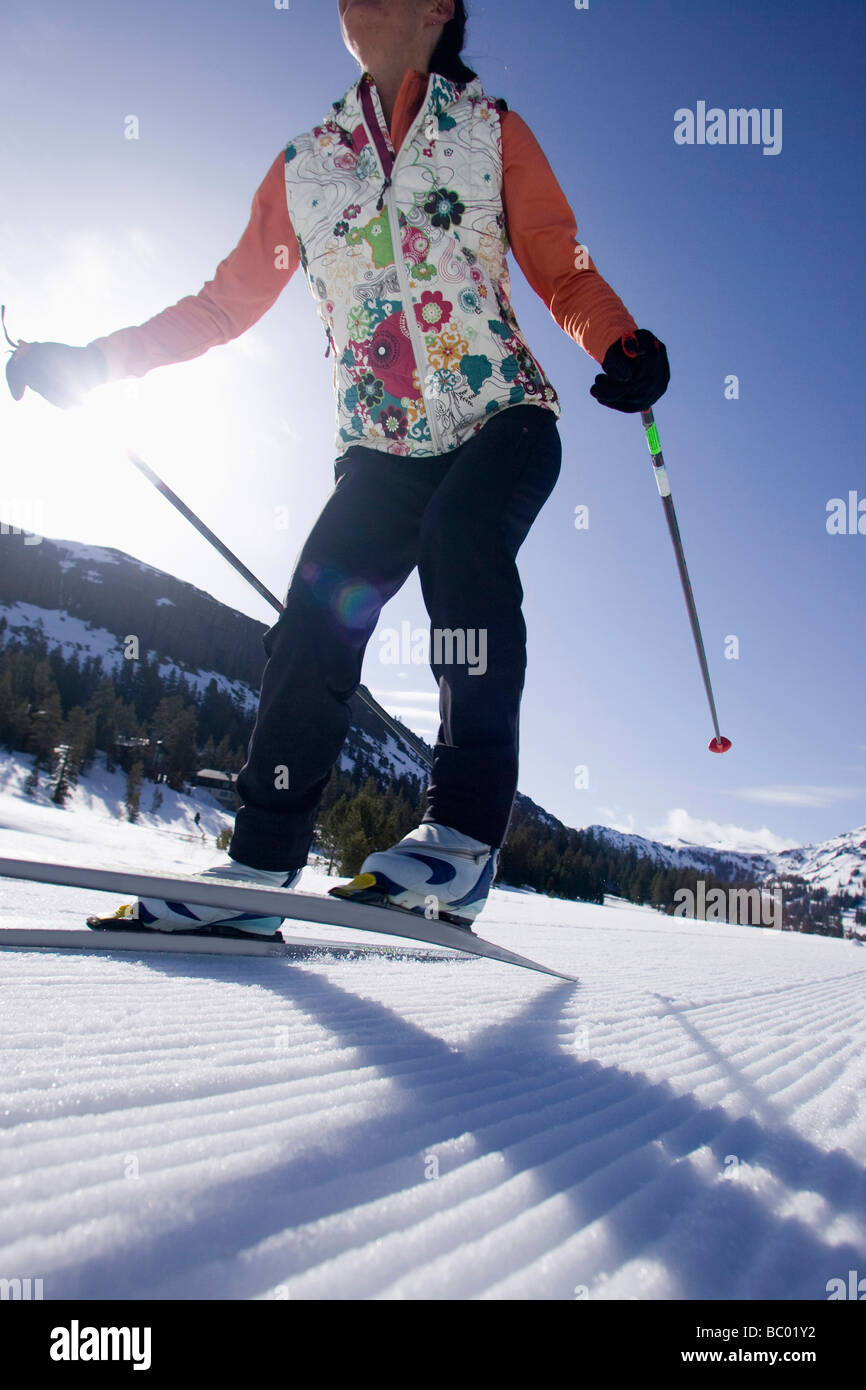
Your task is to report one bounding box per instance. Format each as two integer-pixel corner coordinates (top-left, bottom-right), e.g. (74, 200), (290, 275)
(0, 602), (259, 713)
(0, 751), (231, 865)
(777, 828), (866, 896)
(58, 547), (121, 571)
(338, 726), (426, 785)
(0, 602), (124, 668)
(584, 821), (866, 898)
(1, 753), (865, 1300)
(53, 537), (159, 576)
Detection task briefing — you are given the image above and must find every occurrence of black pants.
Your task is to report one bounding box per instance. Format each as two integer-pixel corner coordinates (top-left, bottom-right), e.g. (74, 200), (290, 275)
(229, 404), (562, 870)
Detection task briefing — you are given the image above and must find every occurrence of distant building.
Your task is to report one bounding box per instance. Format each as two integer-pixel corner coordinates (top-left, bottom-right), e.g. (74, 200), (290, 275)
(194, 768), (238, 807)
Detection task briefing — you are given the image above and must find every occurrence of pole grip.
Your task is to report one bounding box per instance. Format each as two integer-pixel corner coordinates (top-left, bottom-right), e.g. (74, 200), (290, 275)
(641, 408), (671, 498)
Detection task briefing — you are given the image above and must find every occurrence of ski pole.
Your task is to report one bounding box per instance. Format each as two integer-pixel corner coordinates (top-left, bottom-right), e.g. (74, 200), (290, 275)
(128, 451), (283, 613)
(126, 449), (434, 769)
(638, 412), (732, 754)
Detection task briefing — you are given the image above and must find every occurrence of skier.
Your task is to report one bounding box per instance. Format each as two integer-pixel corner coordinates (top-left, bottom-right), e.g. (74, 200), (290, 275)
(6, 0), (669, 938)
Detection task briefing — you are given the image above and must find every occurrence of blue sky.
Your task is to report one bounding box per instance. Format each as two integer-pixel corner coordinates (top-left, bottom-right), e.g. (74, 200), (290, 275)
(1, 0), (863, 853)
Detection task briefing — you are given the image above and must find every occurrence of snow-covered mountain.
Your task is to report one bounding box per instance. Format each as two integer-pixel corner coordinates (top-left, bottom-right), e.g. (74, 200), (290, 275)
(0, 528), (266, 692)
(775, 826), (866, 895)
(581, 824), (778, 883)
(0, 526), (431, 785)
(0, 597), (260, 713)
(582, 823), (866, 898)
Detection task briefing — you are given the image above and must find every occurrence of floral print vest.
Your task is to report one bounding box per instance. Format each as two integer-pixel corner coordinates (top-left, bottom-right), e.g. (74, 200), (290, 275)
(283, 71), (561, 458)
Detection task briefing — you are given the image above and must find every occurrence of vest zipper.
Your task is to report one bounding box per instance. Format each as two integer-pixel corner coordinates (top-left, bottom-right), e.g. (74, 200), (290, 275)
(359, 77), (446, 455)
(383, 182), (445, 455)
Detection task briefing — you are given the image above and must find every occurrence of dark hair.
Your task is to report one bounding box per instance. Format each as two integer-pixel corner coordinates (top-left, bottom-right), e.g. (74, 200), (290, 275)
(429, 1), (477, 84)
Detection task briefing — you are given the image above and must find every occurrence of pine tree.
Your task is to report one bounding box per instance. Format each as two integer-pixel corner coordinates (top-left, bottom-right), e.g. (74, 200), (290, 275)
(152, 695), (199, 791)
(23, 665), (64, 796)
(318, 794), (351, 873)
(86, 678), (122, 769)
(0, 668), (29, 750)
(51, 744), (73, 806)
(650, 870), (667, 912)
(341, 828), (371, 877)
(125, 761), (144, 823)
(51, 707), (94, 805)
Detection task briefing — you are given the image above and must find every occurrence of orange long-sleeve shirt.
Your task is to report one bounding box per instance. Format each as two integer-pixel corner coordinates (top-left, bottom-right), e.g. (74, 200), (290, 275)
(90, 70), (637, 381)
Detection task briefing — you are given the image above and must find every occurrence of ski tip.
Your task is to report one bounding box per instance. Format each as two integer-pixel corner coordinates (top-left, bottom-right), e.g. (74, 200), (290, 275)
(708, 735), (732, 753)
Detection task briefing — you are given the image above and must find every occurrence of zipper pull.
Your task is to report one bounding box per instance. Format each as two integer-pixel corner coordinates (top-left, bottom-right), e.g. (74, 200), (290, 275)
(376, 173), (393, 212)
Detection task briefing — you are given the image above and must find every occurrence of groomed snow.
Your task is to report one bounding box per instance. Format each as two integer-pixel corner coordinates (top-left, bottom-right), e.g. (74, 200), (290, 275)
(0, 754), (864, 1300)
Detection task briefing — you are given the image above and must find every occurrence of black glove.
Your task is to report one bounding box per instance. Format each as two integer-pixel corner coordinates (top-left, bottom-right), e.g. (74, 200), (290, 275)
(590, 328), (670, 413)
(6, 341), (108, 408)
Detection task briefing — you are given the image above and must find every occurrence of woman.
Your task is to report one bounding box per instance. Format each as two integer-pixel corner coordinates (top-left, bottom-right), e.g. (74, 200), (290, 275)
(7, 0), (669, 936)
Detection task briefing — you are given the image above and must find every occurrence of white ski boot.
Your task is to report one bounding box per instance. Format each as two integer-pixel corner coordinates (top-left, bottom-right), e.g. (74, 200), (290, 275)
(330, 822), (498, 928)
(87, 860), (302, 939)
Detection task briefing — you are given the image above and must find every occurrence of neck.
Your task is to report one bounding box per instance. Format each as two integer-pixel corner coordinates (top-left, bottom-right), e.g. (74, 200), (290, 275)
(362, 55), (428, 127)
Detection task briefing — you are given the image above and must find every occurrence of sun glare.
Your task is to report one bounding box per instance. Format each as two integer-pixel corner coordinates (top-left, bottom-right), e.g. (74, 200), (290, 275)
(4, 358), (238, 554)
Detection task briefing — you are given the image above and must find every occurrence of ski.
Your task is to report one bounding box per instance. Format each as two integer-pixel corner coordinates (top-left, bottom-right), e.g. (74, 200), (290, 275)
(0, 926), (450, 962)
(0, 856), (578, 981)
